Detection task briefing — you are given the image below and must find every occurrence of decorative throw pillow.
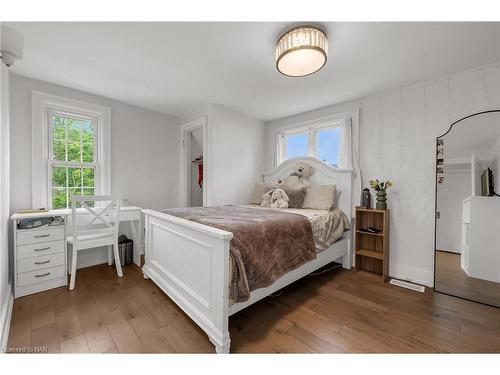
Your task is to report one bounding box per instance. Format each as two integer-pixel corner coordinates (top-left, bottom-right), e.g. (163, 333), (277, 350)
(302, 185), (337, 210)
(284, 189), (307, 208)
(250, 182), (270, 205)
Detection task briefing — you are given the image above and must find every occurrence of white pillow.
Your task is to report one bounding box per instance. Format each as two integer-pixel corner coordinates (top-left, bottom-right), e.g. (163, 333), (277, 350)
(302, 185), (337, 210)
(249, 182), (270, 205)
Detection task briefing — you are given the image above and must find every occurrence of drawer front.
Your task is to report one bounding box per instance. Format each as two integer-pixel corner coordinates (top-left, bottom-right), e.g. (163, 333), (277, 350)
(17, 227), (65, 245)
(17, 240), (65, 259)
(17, 265), (66, 287)
(17, 252), (65, 273)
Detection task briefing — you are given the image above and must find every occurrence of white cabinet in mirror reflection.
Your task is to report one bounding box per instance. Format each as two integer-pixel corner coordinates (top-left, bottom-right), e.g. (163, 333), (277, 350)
(461, 196), (500, 283)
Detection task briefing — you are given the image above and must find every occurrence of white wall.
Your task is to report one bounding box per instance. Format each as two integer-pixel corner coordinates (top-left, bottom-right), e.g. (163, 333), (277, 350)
(0, 34), (13, 347)
(182, 104), (265, 207)
(9, 74), (182, 212)
(209, 104), (265, 206)
(266, 62), (500, 286)
(437, 167), (471, 253)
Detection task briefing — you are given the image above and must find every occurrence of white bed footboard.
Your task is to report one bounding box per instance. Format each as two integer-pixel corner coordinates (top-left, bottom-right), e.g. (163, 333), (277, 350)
(141, 157), (353, 354)
(142, 209), (233, 353)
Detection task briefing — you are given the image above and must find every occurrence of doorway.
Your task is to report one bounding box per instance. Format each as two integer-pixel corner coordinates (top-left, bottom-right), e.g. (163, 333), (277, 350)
(181, 117), (207, 207)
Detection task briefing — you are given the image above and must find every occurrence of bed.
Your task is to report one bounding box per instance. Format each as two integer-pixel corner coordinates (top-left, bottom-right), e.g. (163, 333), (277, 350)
(141, 157), (353, 353)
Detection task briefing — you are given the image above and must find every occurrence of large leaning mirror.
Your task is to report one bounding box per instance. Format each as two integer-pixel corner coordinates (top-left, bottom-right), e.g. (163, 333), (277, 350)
(434, 110), (500, 307)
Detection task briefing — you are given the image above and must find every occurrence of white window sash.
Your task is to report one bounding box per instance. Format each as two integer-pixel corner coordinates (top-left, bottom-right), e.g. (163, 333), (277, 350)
(277, 117), (351, 168)
(32, 90), (111, 209)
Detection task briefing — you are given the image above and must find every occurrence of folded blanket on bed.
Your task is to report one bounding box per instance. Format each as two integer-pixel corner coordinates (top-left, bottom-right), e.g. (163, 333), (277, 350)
(162, 205), (316, 303)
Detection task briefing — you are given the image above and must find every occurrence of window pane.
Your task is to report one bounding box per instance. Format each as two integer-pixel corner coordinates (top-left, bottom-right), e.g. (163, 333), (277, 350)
(67, 142), (81, 162)
(53, 117), (65, 140)
(67, 188), (82, 208)
(285, 132), (309, 159)
(82, 168), (95, 188)
(53, 140), (66, 161)
(317, 127), (341, 167)
(82, 188), (95, 207)
(81, 121), (94, 144)
(52, 167), (67, 188)
(67, 168), (82, 188)
(82, 143), (94, 162)
(52, 188), (67, 209)
(50, 113), (96, 209)
(66, 119), (81, 143)
(51, 115), (95, 163)
(82, 188), (94, 196)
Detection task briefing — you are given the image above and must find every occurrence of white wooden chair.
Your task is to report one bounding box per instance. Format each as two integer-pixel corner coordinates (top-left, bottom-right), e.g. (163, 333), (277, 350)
(67, 195), (123, 290)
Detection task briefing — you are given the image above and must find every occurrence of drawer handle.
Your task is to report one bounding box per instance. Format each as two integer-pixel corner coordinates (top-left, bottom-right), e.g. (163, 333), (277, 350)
(34, 260), (51, 265)
(34, 247), (50, 252)
(34, 234), (50, 238)
(35, 272), (50, 278)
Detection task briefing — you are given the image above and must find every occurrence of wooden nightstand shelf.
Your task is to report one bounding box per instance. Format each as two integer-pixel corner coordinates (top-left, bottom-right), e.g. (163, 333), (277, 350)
(355, 207), (390, 282)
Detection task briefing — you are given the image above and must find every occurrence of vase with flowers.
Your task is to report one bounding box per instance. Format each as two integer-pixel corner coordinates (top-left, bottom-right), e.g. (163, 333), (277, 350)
(369, 179), (393, 210)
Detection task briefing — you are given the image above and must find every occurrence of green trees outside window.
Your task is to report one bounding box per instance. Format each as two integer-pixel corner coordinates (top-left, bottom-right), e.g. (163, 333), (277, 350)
(51, 114), (96, 209)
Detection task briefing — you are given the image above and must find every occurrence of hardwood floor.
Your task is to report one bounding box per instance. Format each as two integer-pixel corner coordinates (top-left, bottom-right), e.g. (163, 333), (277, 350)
(7, 262), (500, 353)
(435, 250), (500, 307)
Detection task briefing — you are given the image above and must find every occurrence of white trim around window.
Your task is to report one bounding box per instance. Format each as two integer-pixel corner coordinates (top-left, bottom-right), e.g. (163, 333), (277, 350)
(274, 112), (353, 170)
(31, 90), (111, 209)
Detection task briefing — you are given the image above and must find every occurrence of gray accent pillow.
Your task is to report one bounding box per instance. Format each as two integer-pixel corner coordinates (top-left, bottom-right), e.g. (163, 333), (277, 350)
(284, 189), (307, 208)
(250, 182), (270, 205)
(302, 185), (337, 210)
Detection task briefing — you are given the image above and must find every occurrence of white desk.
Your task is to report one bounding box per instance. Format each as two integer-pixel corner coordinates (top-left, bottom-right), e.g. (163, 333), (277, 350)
(11, 206), (142, 298)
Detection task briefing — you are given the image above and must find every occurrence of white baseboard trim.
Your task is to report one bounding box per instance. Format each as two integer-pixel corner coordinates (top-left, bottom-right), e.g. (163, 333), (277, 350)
(0, 291), (14, 352)
(390, 263), (433, 287)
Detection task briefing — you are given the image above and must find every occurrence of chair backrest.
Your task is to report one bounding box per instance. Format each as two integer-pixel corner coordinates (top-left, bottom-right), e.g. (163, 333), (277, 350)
(70, 195), (121, 243)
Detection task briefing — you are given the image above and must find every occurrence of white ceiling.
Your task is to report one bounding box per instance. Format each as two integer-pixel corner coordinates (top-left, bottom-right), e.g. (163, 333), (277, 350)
(5, 22), (500, 121)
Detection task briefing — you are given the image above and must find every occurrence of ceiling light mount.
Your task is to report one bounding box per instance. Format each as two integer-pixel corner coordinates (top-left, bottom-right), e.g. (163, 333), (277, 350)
(276, 25), (328, 77)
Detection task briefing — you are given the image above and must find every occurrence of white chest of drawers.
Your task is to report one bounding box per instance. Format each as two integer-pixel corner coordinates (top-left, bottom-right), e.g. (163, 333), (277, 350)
(11, 206), (143, 298)
(13, 220), (67, 298)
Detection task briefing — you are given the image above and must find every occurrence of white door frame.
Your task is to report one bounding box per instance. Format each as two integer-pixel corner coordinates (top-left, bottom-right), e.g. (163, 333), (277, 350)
(181, 116), (208, 207)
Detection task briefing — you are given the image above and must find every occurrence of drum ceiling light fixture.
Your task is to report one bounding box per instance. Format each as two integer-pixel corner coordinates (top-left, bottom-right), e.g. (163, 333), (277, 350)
(276, 25), (328, 77)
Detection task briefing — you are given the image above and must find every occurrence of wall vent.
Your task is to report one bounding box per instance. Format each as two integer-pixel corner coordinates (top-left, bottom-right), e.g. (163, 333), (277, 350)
(389, 278), (425, 293)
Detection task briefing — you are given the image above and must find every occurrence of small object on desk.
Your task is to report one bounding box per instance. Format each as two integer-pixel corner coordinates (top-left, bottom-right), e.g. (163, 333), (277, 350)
(17, 216), (64, 230)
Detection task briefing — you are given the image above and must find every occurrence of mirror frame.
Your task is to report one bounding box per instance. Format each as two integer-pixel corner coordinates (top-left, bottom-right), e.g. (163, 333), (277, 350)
(433, 109), (500, 307)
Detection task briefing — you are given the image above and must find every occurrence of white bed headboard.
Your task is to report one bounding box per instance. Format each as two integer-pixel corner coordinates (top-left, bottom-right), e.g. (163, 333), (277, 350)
(262, 157), (353, 219)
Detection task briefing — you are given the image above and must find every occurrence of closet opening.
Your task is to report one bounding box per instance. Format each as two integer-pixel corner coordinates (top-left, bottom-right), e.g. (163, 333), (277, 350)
(181, 117), (206, 207)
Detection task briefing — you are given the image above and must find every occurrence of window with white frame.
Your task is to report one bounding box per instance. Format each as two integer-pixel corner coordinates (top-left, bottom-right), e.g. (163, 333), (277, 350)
(49, 110), (98, 209)
(277, 118), (351, 168)
(32, 91), (111, 210)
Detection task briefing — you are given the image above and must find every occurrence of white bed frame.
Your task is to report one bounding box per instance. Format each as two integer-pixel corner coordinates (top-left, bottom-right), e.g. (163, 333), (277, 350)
(141, 157), (353, 353)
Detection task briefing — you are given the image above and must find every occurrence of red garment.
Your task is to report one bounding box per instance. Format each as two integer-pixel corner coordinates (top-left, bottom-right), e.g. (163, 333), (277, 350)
(198, 164), (203, 188)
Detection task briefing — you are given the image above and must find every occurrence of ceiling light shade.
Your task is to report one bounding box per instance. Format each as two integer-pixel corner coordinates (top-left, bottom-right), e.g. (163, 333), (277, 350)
(276, 25), (328, 77)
